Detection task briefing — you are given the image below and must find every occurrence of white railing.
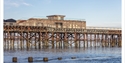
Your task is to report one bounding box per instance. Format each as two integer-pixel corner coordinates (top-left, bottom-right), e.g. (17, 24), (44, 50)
(86, 26), (121, 30)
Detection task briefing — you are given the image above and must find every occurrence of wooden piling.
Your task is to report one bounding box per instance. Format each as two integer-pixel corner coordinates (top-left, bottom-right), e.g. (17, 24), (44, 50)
(83, 33), (86, 47)
(12, 57), (17, 62)
(20, 32), (22, 49)
(52, 32), (54, 48)
(43, 57), (48, 62)
(58, 57), (62, 60)
(35, 33), (37, 49)
(28, 57), (33, 62)
(78, 33), (81, 48)
(4, 33), (6, 49)
(74, 33), (78, 48)
(45, 32), (48, 48)
(71, 56), (76, 59)
(39, 32), (41, 49)
(26, 32), (30, 49)
(3, 25), (121, 49)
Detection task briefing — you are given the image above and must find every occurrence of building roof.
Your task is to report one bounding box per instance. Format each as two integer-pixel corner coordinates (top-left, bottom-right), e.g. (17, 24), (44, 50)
(46, 15), (65, 17)
(4, 19), (16, 22)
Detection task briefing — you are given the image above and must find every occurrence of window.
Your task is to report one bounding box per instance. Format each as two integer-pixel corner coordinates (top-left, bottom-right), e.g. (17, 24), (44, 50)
(9, 23), (13, 25)
(58, 17), (61, 20)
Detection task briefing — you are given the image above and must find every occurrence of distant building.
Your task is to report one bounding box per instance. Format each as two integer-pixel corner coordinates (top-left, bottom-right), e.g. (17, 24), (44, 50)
(17, 15), (86, 29)
(4, 19), (17, 26)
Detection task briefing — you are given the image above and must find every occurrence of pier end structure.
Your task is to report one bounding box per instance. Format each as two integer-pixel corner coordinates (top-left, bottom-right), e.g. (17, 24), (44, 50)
(14, 15), (86, 29)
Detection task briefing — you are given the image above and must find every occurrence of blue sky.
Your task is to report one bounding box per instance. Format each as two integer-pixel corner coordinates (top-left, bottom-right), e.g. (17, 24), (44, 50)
(4, 0), (121, 27)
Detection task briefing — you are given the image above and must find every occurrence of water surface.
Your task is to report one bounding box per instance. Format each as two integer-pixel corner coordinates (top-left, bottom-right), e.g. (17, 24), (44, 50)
(4, 47), (121, 63)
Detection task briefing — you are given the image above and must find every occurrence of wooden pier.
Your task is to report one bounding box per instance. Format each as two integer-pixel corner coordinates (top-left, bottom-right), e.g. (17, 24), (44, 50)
(3, 25), (121, 50)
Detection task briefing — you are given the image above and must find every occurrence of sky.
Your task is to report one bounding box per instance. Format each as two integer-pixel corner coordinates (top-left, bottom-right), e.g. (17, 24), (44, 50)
(4, 0), (121, 28)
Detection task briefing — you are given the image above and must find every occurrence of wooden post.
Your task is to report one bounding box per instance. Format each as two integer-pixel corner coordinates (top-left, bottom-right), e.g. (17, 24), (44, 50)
(111, 35), (115, 47)
(74, 32), (78, 48)
(94, 34), (97, 46)
(102, 34), (104, 46)
(90, 34), (92, 47)
(86, 33), (88, 47)
(60, 33), (63, 48)
(39, 32), (41, 49)
(43, 57), (48, 62)
(22, 32), (24, 49)
(4, 32), (6, 49)
(35, 32), (37, 49)
(45, 32), (48, 48)
(56, 33), (59, 48)
(105, 34), (108, 47)
(12, 57), (17, 62)
(30, 32), (33, 49)
(10, 33), (12, 49)
(118, 34), (121, 47)
(20, 32), (22, 49)
(83, 33), (86, 47)
(113, 35), (115, 47)
(26, 32), (30, 49)
(58, 33), (61, 48)
(28, 57), (33, 62)
(64, 32), (67, 48)
(94, 33), (96, 41)
(90, 34), (92, 41)
(52, 32), (54, 48)
(97, 33), (99, 41)
(13, 32), (15, 49)
(8, 31), (10, 49)
(79, 33), (80, 48)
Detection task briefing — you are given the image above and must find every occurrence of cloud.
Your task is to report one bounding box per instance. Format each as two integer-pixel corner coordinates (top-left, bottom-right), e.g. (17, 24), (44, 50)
(11, 3), (20, 7)
(4, 0), (32, 8)
(22, 2), (32, 6)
